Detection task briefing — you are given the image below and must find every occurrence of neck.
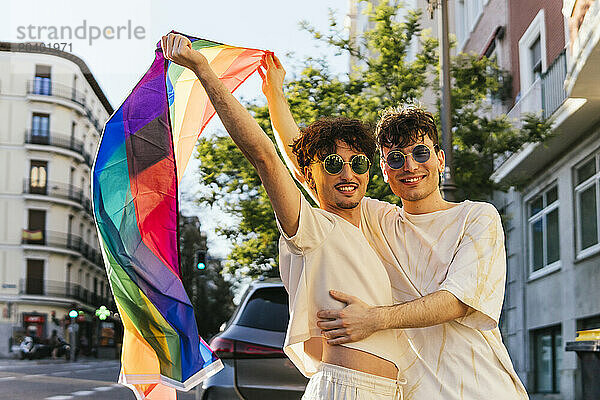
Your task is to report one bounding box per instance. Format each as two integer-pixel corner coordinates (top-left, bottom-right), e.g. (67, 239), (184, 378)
(402, 189), (455, 215)
(322, 203), (362, 227)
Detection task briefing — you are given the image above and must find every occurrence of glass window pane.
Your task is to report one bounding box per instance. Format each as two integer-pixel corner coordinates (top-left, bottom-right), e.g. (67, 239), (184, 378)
(546, 186), (558, 205)
(237, 287), (289, 332)
(532, 219), (544, 271)
(547, 209), (560, 264)
(530, 196), (544, 217)
(579, 186), (598, 250)
(555, 331), (562, 392)
(535, 333), (553, 392)
(577, 158), (596, 185)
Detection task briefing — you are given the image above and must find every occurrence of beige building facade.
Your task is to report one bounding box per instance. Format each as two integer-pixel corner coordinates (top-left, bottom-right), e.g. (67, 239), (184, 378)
(0, 42), (115, 357)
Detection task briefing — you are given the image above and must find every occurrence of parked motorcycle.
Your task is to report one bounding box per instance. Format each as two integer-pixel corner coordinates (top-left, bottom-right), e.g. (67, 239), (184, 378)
(18, 336), (72, 360)
(18, 336), (51, 360)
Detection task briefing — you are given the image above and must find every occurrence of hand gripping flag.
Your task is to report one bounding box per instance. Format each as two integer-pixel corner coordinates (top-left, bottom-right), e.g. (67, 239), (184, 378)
(92, 32), (268, 399)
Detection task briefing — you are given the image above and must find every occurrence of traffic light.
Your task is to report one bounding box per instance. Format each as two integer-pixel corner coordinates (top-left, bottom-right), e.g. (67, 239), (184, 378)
(195, 250), (207, 270)
(69, 309), (78, 318)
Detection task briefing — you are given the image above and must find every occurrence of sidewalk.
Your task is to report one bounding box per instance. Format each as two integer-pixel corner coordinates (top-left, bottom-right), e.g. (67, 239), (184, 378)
(0, 355), (117, 366)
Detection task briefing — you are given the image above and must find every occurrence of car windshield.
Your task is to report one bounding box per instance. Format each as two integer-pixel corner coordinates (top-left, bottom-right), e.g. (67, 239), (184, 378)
(237, 287), (289, 332)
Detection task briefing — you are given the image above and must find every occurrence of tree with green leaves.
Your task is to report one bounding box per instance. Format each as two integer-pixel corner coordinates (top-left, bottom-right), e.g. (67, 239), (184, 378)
(195, 1), (552, 278)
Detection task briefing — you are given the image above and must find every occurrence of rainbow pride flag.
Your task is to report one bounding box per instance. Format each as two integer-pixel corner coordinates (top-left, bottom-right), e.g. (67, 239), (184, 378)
(92, 32), (267, 399)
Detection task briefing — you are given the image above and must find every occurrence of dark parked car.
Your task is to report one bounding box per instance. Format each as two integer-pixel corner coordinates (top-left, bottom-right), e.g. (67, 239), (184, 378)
(198, 279), (308, 399)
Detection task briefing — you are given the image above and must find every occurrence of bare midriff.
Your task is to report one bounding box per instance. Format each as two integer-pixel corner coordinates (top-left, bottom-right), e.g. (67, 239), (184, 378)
(305, 337), (398, 379)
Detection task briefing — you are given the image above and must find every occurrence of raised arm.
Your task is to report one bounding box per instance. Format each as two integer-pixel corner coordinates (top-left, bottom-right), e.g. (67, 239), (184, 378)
(258, 54), (304, 182)
(161, 33), (301, 237)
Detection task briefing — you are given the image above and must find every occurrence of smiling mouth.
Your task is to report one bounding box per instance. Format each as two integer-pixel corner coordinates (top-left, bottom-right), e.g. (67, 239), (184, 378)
(335, 183), (358, 193)
(400, 175), (425, 184)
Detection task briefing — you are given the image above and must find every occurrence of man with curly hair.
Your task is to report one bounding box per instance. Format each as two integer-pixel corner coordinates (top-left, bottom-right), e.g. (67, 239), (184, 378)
(161, 34), (409, 400)
(261, 54), (528, 399)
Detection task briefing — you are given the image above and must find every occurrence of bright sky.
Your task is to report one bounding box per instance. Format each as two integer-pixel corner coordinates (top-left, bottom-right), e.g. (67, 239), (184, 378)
(3, 0), (351, 259)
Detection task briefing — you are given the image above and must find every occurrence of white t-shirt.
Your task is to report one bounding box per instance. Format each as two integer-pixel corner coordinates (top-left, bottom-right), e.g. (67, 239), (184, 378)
(360, 197), (529, 400)
(277, 195), (408, 377)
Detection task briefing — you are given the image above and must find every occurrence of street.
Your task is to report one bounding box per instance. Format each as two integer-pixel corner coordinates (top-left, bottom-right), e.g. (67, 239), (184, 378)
(0, 358), (197, 400)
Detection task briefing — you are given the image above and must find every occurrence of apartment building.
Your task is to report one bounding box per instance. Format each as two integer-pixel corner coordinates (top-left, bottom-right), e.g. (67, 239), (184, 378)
(347, 0), (600, 398)
(458, 1), (600, 398)
(0, 42), (116, 357)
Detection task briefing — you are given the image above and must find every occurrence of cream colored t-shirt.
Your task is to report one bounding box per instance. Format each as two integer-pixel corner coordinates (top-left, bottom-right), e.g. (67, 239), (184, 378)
(277, 195), (409, 378)
(360, 197), (528, 400)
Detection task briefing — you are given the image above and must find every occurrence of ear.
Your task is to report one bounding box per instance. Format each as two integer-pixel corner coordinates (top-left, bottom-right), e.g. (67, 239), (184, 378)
(436, 148), (446, 174)
(379, 156), (388, 183)
(304, 166), (316, 190)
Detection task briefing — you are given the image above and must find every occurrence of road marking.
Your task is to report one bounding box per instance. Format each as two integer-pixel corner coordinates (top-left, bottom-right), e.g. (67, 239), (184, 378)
(93, 386), (114, 391)
(71, 391), (95, 396)
(26, 374), (46, 378)
(45, 397), (73, 400)
(0, 376), (16, 381)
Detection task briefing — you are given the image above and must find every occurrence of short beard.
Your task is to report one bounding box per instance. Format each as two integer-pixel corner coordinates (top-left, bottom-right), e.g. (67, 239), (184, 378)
(394, 174), (439, 201)
(336, 200), (361, 209)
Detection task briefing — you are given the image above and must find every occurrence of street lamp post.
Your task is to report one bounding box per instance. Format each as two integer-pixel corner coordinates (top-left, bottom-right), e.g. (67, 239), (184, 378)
(429, 0), (457, 201)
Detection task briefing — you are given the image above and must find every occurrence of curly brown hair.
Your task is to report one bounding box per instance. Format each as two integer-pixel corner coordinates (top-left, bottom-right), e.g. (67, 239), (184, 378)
(375, 105), (439, 150)
(291, 117), (376, 171)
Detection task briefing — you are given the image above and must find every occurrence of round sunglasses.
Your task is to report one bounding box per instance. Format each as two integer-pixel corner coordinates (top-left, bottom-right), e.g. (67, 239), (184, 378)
(384, 144), (439, 170)
(317, 154), (371, 175)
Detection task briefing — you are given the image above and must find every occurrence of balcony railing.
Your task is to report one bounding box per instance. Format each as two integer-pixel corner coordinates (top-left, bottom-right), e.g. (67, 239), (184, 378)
(22, 229), (81, 249)
(27, 80), (86, 107)
(507, 50), (568, 126)
(18, 278), (115, 309)
(507, 78), (542, 129)
(24, 130), (94, 167)
(26, 80), (105, 133)
(21, 230), (102, 267)
(23, 179), (83, 203)
(541, 49), (567, 119)
(25, 129), (83, 153)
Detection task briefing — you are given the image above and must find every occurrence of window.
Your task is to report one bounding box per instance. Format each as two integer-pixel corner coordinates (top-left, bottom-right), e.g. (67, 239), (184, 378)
(29, 160), (47, 194)
(26, 209), (46, 245)
(66, 263), (72, 294)
(533, 325), (562, 393)
(578, 314), (600, 331)
(530, 36), (542, 81)
(33, 65), (51, 95)
(518, 10), (547, 93)
(70, 122), (76, 144)
(575, 154), (600, 255)
(72, 75), (78, 101)
(237, 287), (289, 332)
(31, 113), (50, 140)
(528, 185), (560, 273)
(455, 0), (486, 49)
(26, 259), (44, 295)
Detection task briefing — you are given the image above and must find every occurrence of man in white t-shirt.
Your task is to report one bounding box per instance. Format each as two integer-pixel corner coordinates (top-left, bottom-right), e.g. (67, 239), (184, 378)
(260, 56), (528, 398)
(162, 34), (409, 400)
(316, 106), (529, 399)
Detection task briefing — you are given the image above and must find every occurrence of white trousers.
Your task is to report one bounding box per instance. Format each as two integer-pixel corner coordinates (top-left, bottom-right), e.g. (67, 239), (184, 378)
(302, 363), (406, 400)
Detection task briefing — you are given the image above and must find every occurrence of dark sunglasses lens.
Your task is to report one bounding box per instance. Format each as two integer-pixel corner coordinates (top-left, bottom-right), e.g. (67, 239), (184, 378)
(323, 154), (343, 174)
(387, 151), (405, 169)
(351, 156), (370, 174)
(412, 145), (431, 163)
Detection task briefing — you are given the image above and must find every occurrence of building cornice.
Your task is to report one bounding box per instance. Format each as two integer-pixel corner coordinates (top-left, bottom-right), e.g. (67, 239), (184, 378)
(0, 41), (113, 115)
